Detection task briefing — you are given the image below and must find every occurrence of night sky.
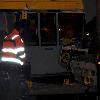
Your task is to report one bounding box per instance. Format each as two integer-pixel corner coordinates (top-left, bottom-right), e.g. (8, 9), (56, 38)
(83, 0), (96, 23)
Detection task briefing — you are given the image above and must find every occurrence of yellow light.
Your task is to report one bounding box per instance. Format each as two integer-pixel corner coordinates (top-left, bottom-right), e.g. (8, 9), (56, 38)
(20, 11), (27, 20)
(98, 62), (100, 64)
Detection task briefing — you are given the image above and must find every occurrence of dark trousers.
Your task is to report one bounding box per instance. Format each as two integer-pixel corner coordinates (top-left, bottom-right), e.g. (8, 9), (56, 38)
(0, 63), (21, 100)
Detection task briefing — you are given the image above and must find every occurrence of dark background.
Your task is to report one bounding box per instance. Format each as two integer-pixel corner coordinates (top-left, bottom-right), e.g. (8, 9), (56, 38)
(83, 0), (96, 23)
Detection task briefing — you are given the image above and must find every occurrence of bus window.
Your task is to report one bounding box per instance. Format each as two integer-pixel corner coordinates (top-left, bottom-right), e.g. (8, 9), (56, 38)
(40, 13), (57, 46)
(20, 13), (39, 46)
(58, 13), (84, 47)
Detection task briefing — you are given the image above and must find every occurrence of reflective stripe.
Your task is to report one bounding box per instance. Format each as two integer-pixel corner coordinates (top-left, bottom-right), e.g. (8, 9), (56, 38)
(19, 53), (26, 58)
(1, 57), (24, 65)
(21, 39), (24, 43)
(2, 47), (25, 54)
(16, 47), (25, 52)
(12, 35), (19, 40)
(2, 48), (17, 54)
(4, 36), (8, 39)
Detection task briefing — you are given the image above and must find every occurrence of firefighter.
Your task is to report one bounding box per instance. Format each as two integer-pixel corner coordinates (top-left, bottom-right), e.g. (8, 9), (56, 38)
(60, 24), (76, 84)
(0, 19), (26, 100)
(1, 29), (26, 65)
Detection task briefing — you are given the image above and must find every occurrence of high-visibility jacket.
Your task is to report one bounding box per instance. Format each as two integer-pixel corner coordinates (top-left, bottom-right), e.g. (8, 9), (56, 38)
(1, 29), (26, 65)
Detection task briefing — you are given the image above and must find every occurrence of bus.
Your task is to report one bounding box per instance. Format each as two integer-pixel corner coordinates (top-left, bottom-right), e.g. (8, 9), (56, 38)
(0, 0), (97, 94)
